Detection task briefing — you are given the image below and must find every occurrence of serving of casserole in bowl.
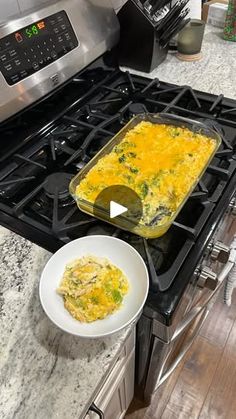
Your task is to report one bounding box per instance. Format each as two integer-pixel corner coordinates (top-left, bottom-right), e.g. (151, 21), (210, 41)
(70, 113), (221, 238)
(39, 235), (149, 338)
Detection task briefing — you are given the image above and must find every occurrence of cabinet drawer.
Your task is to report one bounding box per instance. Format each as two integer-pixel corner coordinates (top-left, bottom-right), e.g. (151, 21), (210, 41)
(105, 327), (135, 380)
(85, 328), (135, 419)
(87, 349), (135, 419)
(117, 327), (135, 366)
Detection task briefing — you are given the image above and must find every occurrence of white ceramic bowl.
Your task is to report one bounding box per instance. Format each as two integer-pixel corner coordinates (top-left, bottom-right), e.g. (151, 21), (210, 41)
(39, 235), (149, 338)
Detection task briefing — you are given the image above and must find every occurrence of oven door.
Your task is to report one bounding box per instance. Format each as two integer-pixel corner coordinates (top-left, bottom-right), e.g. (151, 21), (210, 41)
(159, 309), (209, 388)
(143, 306), (208, 401)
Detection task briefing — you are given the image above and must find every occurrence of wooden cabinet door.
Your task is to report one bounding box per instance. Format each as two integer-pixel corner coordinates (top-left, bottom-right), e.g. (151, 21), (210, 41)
(103, 350), (135, 419)
(88, 349), (135, 419)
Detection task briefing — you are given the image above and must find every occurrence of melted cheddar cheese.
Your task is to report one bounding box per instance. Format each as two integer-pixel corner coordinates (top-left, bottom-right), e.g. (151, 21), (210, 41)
(57, 256), (129, 323)
(76, 122), (216, 226)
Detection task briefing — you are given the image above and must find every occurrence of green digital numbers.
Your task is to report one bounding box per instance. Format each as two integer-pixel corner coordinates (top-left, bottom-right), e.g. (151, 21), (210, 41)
(32, 25), (38, 35)
(25, 28), (32, 38)
(25, 25), (39, 38)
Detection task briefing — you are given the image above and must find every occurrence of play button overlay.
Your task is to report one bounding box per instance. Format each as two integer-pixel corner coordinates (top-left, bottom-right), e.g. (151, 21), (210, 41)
(94, 185), (143, 231)
(110, 201), (128, 218)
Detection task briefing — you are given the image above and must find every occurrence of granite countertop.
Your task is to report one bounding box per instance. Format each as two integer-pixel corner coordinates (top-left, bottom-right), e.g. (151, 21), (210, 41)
(121, 25), (236, 99)
(0, 227), (132, 419)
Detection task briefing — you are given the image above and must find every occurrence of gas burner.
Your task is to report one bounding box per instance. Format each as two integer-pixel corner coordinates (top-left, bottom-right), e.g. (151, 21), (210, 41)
(129, 103), (148, 116)
(117, 85), (129, 94)
(44, 172), (73, 201)
(86, 223), (115, 236)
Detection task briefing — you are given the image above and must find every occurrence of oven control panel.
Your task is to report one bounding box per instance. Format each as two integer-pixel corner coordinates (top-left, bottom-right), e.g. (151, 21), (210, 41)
(0, 11), (79, 85)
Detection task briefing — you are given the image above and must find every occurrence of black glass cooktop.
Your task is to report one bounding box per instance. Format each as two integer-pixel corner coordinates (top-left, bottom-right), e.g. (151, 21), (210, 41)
(1, 54), (236, 318)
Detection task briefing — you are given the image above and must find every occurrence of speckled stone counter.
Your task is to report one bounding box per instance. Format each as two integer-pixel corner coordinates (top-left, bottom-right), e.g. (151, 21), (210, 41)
(0, 227), (132, 419)
(121, 25), (236, 99)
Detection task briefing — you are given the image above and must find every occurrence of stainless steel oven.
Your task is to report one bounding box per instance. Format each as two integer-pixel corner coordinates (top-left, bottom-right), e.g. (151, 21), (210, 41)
(0, 0), (119, 122)
(136, 196), (236, 402)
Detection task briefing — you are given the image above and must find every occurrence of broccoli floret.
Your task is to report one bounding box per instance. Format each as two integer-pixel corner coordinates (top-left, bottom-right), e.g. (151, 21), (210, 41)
(139, 182), (149, 199)
(119, 154), (126, 163)
(130, 167), (139, 174)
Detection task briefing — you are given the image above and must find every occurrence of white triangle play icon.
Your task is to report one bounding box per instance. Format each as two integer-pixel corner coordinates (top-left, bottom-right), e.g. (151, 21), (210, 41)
(110, 201), (128, 219)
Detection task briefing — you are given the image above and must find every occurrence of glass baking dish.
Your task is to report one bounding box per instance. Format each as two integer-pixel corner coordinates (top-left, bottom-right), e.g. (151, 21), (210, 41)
(69, 113), (221, 238)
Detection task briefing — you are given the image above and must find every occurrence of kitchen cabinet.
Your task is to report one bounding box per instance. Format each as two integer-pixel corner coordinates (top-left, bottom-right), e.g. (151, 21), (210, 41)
(86, 328), (135, 419)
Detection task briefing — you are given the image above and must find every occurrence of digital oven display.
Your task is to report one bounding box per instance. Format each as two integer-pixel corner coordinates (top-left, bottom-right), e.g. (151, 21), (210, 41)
(0, 11), (79, 85)
(23, 21), (46, 39)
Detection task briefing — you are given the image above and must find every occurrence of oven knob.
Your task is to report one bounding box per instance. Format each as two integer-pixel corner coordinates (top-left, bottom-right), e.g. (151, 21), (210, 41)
(196, 266), (218, 290)
(210, 241), (230, 263)
(229, 197), (236, 216)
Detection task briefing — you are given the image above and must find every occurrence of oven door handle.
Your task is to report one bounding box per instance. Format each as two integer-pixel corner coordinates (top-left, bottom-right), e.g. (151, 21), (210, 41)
(155, 308), (209, 391)
(171, 253), (236, 343)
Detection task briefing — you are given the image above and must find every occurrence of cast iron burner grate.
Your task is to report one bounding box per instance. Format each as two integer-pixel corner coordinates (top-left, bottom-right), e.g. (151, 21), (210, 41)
(1, 62), (236, 291)
(44, 173), (73, 202)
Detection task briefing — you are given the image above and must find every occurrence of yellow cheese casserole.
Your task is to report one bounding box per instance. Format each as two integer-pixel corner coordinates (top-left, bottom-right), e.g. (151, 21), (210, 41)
(75, 122), (216, 227)
(57, 255), (129, 322)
